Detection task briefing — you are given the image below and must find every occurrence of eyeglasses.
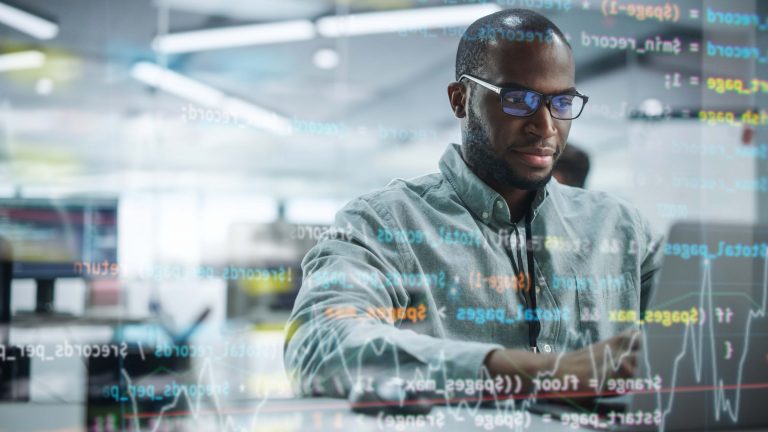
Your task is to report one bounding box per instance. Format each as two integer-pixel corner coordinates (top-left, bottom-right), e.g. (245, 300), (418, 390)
(459, 74), (589, 120)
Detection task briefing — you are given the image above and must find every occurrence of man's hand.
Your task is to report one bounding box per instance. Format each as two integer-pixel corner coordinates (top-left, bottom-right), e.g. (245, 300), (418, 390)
(484, 329), (642, 398)
(552, 329), (641, 394)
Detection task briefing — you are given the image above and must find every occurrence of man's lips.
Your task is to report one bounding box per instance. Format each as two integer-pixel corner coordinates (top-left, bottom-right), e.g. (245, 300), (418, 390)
(510, 147), (556, 168)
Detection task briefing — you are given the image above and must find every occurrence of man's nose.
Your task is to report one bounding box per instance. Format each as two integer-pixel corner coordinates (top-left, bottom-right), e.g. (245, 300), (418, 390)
(525, 102), (558, 139)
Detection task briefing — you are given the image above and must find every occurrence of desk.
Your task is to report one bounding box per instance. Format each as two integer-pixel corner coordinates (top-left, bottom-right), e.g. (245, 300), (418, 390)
(0, 322), (588, 432)
(0, 397), (580, 431)
(0, 321), (577, 431)
(222, 398), (579, 432)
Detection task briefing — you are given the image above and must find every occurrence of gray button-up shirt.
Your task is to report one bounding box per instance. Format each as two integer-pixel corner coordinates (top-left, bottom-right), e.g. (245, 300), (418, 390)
(284, 143), (662, 397)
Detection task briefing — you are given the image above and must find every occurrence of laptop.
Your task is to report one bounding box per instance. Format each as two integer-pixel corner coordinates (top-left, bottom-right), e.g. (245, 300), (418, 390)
(532, 221), (768, 431)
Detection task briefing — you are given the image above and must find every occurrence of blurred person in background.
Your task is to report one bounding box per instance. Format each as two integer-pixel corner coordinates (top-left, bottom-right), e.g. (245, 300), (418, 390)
(553, 143), (590, 188)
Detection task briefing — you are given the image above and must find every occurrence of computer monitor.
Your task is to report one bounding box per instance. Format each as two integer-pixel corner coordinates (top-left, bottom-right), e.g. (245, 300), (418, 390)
(0, 197), (118, 314)
(225, 222), (311, 323)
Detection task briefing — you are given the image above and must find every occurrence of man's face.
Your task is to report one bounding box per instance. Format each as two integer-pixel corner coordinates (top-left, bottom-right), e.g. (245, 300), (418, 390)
(462, 38), (575, 190)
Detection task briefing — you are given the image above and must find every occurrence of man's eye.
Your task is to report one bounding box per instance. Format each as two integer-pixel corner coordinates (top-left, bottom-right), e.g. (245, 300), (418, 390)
(524, 93), (540, 107)
(504, 93), (526, 104)
(554, 97), (573, 108)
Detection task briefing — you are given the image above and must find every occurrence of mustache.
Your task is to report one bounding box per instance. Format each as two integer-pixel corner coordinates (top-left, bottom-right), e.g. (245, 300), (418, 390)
(508, 141), (559, 158)
(463, 117), (561, 159)
(511, 146), (556, 156)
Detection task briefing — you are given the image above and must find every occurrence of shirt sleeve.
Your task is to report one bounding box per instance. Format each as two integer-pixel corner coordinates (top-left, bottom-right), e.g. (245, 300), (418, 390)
(283, 196), (503, 398)
(637, 210), (665, 315)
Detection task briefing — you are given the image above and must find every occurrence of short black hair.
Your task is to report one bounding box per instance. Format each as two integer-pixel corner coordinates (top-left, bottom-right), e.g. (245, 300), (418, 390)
(455, 8), (570, 81)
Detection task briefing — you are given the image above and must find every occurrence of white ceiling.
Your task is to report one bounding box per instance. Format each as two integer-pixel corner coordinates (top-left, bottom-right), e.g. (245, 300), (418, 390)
(0, 0), (746, 203)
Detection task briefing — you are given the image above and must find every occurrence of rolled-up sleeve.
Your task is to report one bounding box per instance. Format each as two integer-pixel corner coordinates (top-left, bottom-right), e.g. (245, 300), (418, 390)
(637, 210), (665, 315)
(283, 197), (502, 398)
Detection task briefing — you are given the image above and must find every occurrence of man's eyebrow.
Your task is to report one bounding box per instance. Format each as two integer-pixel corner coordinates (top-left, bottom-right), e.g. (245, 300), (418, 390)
(499, 82), (579, 94)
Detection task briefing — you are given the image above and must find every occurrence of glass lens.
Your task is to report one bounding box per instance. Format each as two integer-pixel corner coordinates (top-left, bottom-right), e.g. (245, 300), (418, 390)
(502, 90), (539, 116)
(550, 95), (584, 119)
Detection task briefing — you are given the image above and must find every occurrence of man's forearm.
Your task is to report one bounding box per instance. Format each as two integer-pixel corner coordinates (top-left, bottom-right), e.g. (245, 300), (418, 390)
(484, 330), (642, 398)
(483, 348), (557, 394)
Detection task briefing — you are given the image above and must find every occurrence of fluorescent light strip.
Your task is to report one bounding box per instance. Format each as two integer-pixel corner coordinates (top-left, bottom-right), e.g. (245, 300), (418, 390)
(0, 2), (58, 40)
(131, 62), (224, 107)
(222, 98), (293, 136)
(0, 50), (45, 72)
(153, 20), (316, 54)
(317, 3), (502, 37)
(131, 62), (292, 136)
(153, 4), (501, 53)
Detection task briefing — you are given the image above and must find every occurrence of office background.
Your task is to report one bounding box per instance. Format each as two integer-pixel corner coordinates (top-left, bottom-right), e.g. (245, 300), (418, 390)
(0, 0), (766, 430)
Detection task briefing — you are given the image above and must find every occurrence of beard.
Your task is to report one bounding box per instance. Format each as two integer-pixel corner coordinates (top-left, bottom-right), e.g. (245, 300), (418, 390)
(462, 107), (555, 191)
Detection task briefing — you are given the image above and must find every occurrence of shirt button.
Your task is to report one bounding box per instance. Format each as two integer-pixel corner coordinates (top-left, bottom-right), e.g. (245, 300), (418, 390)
(482, 211), (489, 219)
(496, 200), (503, 209)
(543, 344), (552, 353)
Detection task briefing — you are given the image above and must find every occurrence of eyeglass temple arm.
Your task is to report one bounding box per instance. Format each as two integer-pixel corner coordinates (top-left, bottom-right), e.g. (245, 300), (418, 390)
(459, 74), (502, 94)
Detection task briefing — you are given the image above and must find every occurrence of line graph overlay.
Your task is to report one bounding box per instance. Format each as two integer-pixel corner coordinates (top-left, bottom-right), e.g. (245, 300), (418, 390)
(644, 253), (768, 431)
(114, 247), (768, 431)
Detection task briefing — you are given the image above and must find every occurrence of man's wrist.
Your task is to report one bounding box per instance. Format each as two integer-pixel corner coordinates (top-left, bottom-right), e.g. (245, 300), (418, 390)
(484, 348), (558, 392)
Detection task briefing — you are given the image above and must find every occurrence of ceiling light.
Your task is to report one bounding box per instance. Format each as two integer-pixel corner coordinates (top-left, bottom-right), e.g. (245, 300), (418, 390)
(131, 62), (225, 107)
(316, 4), (502, 37)
(153, 20), (316, 54)
(313, 48), (339, 70)
(222, 98), (293, 136)
(0, 2), (58, 40)
(35, 77), (53, 95)
(131, 62), (292, 136)
(0, 50), (45, 72)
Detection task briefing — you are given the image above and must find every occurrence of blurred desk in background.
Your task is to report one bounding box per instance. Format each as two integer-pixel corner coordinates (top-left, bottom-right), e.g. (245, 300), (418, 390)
(0, 318), (584, 432)
(0, 396), (586, 431)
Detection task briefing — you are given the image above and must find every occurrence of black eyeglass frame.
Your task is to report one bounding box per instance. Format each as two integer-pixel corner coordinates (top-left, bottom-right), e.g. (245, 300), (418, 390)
(459, 73), (589, 120)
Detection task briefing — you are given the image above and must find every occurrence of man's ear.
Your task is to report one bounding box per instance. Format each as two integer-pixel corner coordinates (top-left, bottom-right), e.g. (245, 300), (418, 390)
(447, 82), (467, 119)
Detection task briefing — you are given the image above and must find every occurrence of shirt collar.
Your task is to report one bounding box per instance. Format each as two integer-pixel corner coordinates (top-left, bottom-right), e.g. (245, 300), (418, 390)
(439, 143), (551, 227)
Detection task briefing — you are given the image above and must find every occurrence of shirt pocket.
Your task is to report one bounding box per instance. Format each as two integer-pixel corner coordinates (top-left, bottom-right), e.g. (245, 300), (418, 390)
(576, 271), (639, 347)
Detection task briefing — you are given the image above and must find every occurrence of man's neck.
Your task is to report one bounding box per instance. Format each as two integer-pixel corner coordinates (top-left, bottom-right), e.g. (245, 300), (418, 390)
(460, 151), (537, 223)
(486, 178), (536, 223)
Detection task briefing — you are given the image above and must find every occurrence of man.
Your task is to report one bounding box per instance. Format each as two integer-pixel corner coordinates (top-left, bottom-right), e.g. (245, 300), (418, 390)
(284, 9), (661, 400)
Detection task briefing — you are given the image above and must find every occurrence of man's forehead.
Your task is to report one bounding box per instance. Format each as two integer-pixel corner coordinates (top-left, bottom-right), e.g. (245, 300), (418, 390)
(485, 38), (574, 91)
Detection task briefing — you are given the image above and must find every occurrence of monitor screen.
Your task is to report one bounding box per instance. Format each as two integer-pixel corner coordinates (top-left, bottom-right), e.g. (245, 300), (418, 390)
(0, 198), (118, 280)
